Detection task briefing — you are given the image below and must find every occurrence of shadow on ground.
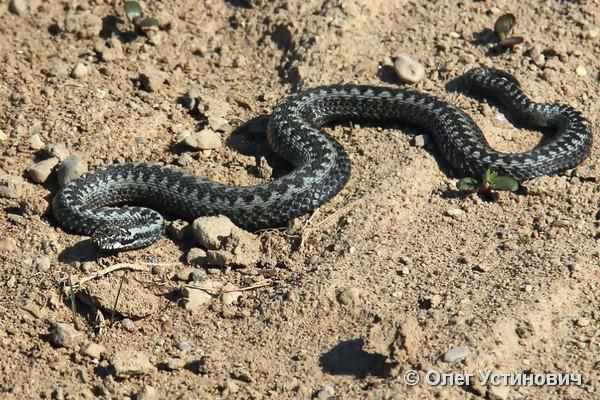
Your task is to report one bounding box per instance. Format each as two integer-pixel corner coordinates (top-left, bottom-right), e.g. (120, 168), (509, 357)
(319, 338), (394, 378)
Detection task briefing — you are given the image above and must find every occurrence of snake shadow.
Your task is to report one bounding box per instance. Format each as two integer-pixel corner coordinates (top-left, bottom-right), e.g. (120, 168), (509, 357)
(58, 239), (103, 263)
(445, 74), (560, 149)
(226, 114), (467, 184)
(227, 115), (296, 178)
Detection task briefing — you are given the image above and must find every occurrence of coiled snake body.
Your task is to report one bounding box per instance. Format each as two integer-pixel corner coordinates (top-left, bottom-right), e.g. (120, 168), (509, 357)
(52, 68), (592, 250)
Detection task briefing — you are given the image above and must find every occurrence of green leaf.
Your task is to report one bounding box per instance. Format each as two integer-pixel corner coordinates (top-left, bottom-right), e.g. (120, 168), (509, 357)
(484, 168), (498, 185)
(124, 1), (143, 22)
(489, 176), (519, 192)
(457, 177), (480, 192)
(494, 13), (516, 41)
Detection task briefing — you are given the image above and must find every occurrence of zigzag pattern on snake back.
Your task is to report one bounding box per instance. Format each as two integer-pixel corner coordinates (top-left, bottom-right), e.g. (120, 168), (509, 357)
(52, 68), (592, 251)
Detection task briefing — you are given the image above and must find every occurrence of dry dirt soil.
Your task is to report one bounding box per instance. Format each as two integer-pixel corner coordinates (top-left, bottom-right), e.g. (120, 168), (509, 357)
(1, 0), (600, 399)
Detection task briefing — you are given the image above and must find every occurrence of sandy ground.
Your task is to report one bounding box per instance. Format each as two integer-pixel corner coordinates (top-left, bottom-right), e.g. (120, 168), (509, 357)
(1, 0), (599, 399)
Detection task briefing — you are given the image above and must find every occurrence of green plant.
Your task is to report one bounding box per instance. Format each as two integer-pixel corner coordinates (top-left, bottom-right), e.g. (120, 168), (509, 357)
(124, 1), (159, 32)
(457, 168), (519, 195)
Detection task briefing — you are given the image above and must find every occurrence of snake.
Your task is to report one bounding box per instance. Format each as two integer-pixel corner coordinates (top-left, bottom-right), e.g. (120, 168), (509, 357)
(52, 68), (592, 251)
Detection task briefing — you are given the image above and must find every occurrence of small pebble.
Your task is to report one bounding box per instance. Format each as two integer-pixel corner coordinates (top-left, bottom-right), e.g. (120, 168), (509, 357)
(585, 28), (599, 39)
(49, 322), (83, 348)
(81, 343), (106, 359)
(164, 357), (186, 371)
(9, 0), (28, 16)
(445, 208), (465, 219)
(29, 134), (45, 150)
(190, 269), (207, 282)
(32, 256), (51, 272)
(121, 318), (136, 332)
(393, 54), (425, 84)
(71, 62), (89, 79)
(576, 318), (590, 327)
(111, 350), (155, 378)
(532, 54), (545, 67)
(57, 155), (88, 186)
(575, 66), (587, 77)
(186, 247), (208, 265)
(181, 129), (222, 150)
(26, 157), (60, 183)
(176, 340), (193, 352)
(411, 134), (431, 148)
(0, 130), (7, 142)
(443, 346), (470, 363)
(192, 216), (236, 249)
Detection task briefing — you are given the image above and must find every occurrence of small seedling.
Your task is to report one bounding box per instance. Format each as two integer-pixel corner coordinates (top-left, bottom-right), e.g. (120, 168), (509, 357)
(124, 1), (159, 33)
(494, 13), (516, 40)
(493, 13), (524, 50)
(457, 168), (519, 195)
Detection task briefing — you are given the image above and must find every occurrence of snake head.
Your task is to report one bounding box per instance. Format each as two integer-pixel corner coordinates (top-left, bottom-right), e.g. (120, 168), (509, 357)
(91, 225), (154, 251)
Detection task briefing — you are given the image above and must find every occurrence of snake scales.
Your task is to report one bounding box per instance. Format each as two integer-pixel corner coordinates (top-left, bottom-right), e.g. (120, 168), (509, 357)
(52, 68), (592, 251)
